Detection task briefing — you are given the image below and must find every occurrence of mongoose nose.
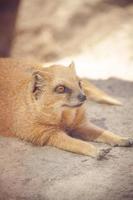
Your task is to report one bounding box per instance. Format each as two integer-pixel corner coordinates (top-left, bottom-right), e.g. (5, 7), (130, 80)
(77, 93), (87, 102)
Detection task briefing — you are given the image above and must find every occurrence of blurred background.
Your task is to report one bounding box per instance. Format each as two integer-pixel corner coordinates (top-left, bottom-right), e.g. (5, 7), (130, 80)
(0, 0), (133, 80)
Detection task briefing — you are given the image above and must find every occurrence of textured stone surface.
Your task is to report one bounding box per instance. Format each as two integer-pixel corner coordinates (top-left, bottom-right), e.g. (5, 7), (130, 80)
(0, 79), (133, 200)
(11, 0), (133, 64)
(0, 0), (133, 80)
(0, 0), (133, 65)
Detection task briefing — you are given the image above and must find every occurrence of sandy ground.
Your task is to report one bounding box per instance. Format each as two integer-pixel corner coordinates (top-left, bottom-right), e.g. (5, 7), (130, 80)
(0, 78), (133, 200)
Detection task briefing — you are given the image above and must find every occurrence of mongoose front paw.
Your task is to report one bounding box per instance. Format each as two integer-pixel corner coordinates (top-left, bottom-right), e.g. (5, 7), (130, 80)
(97, 148), (112, 160)
(113, 138), (133, 147)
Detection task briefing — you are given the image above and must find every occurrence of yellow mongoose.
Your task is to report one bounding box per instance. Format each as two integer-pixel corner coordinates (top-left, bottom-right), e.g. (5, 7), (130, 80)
(0, 58), (132, 159)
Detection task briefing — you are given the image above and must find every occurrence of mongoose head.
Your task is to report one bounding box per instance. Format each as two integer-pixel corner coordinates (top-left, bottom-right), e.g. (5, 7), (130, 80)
(32, 62), (86, 110)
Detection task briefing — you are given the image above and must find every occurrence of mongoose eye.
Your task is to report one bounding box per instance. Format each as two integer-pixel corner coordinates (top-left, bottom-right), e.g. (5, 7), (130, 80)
(55, 85), (65, 93)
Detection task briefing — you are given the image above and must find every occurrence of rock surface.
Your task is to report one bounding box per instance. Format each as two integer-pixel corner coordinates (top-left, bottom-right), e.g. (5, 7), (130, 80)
(0, 0), (133, 66)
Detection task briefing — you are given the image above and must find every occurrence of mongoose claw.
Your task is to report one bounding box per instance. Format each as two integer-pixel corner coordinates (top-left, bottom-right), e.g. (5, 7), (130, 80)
(122, 138), (133, 147)
(97, 148), (112, 160)
(113, 138), (133, 147)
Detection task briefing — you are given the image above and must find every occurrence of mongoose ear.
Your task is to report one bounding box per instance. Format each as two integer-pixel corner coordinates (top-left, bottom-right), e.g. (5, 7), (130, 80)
(69, 61), (76, 74)
(32, 71), (44, 99)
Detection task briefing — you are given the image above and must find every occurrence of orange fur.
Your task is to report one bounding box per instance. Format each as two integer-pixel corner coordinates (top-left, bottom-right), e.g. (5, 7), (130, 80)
(0, 58), (132, 159)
